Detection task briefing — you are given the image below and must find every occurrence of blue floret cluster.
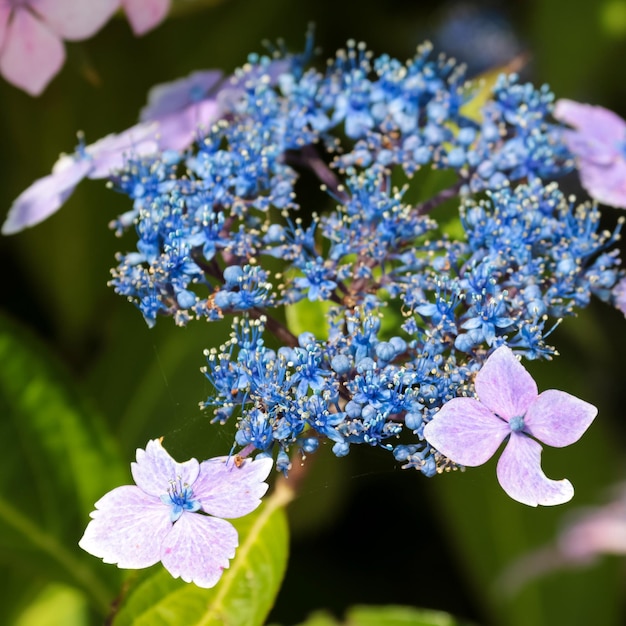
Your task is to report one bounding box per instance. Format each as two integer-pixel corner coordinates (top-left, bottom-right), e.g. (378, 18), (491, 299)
(107, 38), (624, 476)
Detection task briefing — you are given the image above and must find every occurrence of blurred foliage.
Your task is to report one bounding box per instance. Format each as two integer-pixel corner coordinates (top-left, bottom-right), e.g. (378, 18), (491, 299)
(289, 605), (476, 626)
(1, 0), (626, 625)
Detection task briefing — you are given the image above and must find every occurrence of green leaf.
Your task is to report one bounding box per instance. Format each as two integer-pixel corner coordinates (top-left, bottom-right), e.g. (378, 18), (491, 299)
(293, 610), (339, 626)
(285, 299), (333, 340)
(346, 605), (473, 626)
(13, 583), (89, 626)
(459, 55), (529, 123)
(294, 605), (475, 626)
(112, 481), (293, 626)
(0, 312), (126, 612)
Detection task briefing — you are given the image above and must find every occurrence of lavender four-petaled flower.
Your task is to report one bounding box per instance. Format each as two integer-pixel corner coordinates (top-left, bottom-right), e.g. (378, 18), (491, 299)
(423, 346), (597, 506)
(79, 438), (273, 588)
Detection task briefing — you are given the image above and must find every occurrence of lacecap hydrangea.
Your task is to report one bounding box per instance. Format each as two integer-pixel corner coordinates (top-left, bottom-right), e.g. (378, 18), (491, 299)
(6, 35), (624, 508)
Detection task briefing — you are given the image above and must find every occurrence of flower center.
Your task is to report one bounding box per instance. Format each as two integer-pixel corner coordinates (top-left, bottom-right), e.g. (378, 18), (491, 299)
(160, 478), (201, 522)
(509, 415), (525, 432)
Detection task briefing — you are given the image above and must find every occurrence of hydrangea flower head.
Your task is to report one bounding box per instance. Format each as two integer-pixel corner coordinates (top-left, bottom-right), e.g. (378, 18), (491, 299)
(79, 438), (273, 587)
(423, 346), (597, 506)
(554, 98), (626, 208)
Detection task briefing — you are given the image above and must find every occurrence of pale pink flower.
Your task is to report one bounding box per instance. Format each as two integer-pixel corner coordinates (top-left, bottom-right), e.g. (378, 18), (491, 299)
(554, 99), (626, 209)
(79, 439), (273, 588)
(498, 483), (626, 595)
(424, 346), (597, 507)
(121, 0), (170, 36)
(0, 0), (172, 96)
(0, 0), (118, 95)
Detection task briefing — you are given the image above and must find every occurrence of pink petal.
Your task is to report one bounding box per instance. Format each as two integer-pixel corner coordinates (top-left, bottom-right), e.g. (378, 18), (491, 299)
(139, 70), (223, 122)
(2, 157), (91, 234)
(160, 513), (238, 588)
(131, 439), (200, 497)
(152, 100), (222, 152)
(561, 129), (616, 166)
(193, 456), (273, 518)
(2, 124), (159, 235)
(0, 8), (64, 96)
(423, 397), (509, 466)
(576, 157), (626, 209)
(524, 389), (597, 448)
(0, 6), (10, 50)
(558, 506), (626, 562)
(121, 0), (170, 36)
(475, 346), (538, 421)
(86, 123), (160, 178)
(79, 485), (171, 568)
(34, 0), (118, 40)
(554, 99), (626, 145)
(614, 277), (626, 316)
(496, 434), (574, 506)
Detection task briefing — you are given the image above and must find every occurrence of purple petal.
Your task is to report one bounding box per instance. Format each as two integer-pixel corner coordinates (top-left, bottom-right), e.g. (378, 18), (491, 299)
(575, 156), (626, 209)
(160, 513), (238, 588)
(2, 124), (159, 235)
(139, 70), (223, 121)
(35, 0), (118, 40)
(0, 7), (65, 96)
(423, 397), (509, 466)
(79, 485), (171, 568)
(554, 99), (626, 145)
(496, 434), (574, 506)
(524, 389), (597, 448)
(2, 157), (91, 234)
(557, 493), (626, 561)
(614, 277), (626, 316)
(131, 439), (200, 497)
(151, 100), (223, 152)
(475, 346), (537, 421)
(194, 456), (273, 518)
(121, 0), (170, 36)
(560, 129), (616, 165)
(87, 123), (160, 178)
(0, 7), (10, 50)
(559, 513), (626, 562)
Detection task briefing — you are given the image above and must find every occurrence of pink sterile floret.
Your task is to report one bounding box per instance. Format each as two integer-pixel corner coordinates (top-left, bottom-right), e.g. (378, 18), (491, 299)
(423, 345), (597, 507)
(554, 98), (626, 209)
(79, 438), (273, 588)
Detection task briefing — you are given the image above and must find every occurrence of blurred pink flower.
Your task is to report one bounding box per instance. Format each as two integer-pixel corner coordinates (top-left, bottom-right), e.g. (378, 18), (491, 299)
(554, 99), (626, 209)
(121, 0), (171, 36)
(0, 0), (118, 95)
(498, 483), (626, 596)
(0, 0), (171, 96)
(557, 486), (626, 563)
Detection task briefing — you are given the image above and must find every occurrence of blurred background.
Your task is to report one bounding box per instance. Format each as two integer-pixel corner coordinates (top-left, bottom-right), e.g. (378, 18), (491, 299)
(1, 0), (626, 624)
